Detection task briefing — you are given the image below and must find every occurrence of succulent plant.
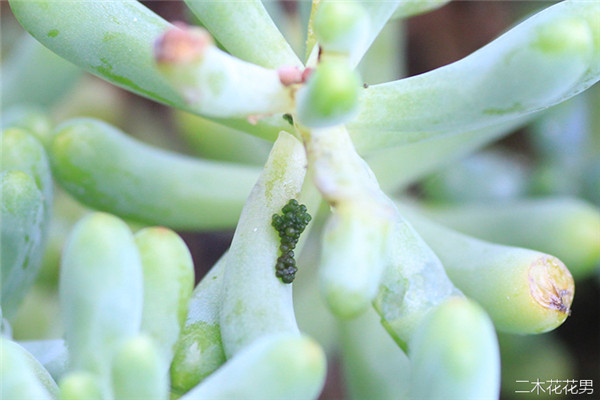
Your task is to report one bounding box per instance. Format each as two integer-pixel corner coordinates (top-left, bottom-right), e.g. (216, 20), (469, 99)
(1, 0), (599, 399)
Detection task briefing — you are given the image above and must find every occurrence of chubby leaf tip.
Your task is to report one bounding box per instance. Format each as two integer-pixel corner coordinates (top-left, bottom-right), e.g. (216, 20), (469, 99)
(154, 23), (212, 65)
(528, 255), (574, 316)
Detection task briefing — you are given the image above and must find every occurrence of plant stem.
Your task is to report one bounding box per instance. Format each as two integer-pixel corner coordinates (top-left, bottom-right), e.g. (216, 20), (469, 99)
(301, 124), (395, 318)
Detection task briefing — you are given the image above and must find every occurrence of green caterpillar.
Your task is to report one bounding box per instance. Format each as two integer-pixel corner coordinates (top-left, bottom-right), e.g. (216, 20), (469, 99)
(271, 199), (311, 283)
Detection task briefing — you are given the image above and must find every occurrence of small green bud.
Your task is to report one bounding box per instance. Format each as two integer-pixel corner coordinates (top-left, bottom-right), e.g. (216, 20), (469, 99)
(297, 60), (361, 128)
(59, 371), (103, 400)
(135, 227), (195, 371)
(112, 335), (168, 400)
(409, 298), (500, 399)
(314, 1), (369, 54)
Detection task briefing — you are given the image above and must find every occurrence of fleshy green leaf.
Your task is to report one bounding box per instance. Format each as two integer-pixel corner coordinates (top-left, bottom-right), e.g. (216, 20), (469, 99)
(1, 338), (56, 400)
(9, 0), (180, 106)
(8, 0), (285, 141)
(340, 309), (410, 400)
(0, 170), (44, 319)
(59, 212), (143, 379)
(154, 25), (294, 118)
(135, 227), (195, 370)
(180, 334), (326, 400)
(350, 0), (600, 153)
(184, 0), (301, 68)
(2, 128), (53, 225)
(1, 33), (82, 109)
(170, 258), (226, 396)
(50, 118), (260, 230)
(424, 197), (600, 280)
(20, 339), (68, 383)
(367, 119), (525, 191)
(58, 371), (103, 400)
(391, 0), (451, 20)
(220, 132), (306, 357)
(409, 298), (500, 400)
(397, 203), (574, 334)
(111, 335), (168, 400)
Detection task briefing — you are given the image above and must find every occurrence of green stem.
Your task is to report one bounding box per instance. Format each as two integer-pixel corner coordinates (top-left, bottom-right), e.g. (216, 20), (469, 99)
(302, 125), (395, 318)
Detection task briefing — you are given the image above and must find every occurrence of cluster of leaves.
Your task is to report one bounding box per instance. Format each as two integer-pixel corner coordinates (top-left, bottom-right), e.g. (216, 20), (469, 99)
(1, 0), (599, 399)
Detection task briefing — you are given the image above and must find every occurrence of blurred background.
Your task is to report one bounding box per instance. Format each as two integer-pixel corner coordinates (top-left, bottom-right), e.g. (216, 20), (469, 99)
(2, 1), (598, 399)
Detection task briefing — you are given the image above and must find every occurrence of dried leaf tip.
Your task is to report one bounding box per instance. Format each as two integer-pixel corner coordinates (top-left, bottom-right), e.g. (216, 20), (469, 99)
(529, 255), (574, 315)
(154, 22), (212, 64)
